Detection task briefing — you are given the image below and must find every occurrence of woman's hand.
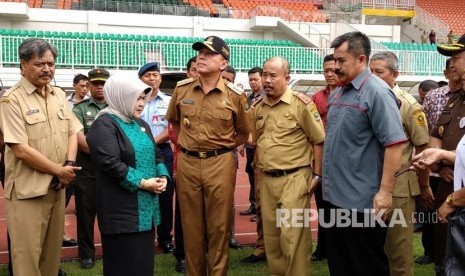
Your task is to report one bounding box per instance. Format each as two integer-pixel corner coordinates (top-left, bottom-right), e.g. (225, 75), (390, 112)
(153, 177), (167, 194)
(141, 177), (167, 194)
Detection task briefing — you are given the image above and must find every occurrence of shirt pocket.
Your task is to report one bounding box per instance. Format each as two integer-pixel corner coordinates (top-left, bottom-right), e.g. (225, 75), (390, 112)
(436, 111), (452, 137)
(437, 112), (452, 126)
(212, 109), (233, 132)
(274, 116), (297, 140)
(57, 109), (71, 133)
(180, 106), (197, 118)
(25, 113), (47, 140)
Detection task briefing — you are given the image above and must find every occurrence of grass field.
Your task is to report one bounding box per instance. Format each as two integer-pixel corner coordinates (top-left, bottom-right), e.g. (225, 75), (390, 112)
(0, 233), (436, 275)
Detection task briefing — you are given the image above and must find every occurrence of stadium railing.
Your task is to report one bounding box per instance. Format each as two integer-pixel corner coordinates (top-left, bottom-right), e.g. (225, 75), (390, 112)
(0, 31), (446, 75)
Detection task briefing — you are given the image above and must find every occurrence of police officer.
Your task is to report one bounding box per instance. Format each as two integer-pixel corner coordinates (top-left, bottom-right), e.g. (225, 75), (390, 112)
(0, 38), (81, 276)
(72, 68), (109, 269)
(430, 34), (465, 275)
(254, 57), (325, 275)
(369, 51), (432, 276)
(166, 36), (251, 276)
(138, 62), (175, 253)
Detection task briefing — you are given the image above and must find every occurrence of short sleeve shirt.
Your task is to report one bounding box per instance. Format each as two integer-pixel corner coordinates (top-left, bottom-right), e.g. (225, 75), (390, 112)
(322, 69), (407, 211)
(140, 90), (171, 138)
(254, 88), (325, 171)
(0, 77), (82, 199)
(393, 86), (430, 197)
(454, 134), (465, 191)
(165, 77), (251, 150)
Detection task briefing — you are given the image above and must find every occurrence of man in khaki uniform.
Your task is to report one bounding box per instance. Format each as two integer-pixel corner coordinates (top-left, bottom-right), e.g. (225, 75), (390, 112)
(0, 38), (82, 276)
(253, 57), (325, 276)
(166, 36), (251, 276)
(370, 51), (432, 276)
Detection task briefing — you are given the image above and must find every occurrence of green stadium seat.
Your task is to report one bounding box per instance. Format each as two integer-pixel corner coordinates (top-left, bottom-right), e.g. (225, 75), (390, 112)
(94, 0), (105, 11)
(141, 2), (152, 13)
(131, 2), (142, 13)
(106, 1), (117, 11)
(2, 28), (444, 75)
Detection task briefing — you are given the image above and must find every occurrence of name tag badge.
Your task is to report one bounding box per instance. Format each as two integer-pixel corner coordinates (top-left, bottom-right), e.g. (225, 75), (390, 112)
(152, 114), (159, 124)
(460, 117), (465, 129)
(182, 99), (195, 105)
(27, 109), (40, 115)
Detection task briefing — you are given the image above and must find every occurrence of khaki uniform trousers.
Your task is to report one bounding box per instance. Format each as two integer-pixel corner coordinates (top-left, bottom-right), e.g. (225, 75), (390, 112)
(385, 196), (415, 276)
(253, 168), (265, 256)
(6, 186), (65, 276)
(177, 151), (235, 276)
(260, 167), (312, 276)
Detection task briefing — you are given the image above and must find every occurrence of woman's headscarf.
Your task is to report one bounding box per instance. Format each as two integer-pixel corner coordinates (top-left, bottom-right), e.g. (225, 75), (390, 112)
(96, 74), (152, 123)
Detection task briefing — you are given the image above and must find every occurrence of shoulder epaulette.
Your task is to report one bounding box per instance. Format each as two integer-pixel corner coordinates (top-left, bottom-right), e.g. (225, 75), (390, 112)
(176, 77), (195, 87)
(293, 92), (312, 105)
(0, 84), (19, 101)
(226, 81), (244, 95)
(401, 92), (418, 105)
(0, 95), (9, 103)
(251, 95), (264, 108)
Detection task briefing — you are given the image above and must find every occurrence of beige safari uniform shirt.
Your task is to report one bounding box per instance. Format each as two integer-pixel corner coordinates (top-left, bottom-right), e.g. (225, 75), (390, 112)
(166, 77), (251, 150)
(394, 86), (429, 197)
(253, 88), (325, 171)
(0, 77), (82, 199)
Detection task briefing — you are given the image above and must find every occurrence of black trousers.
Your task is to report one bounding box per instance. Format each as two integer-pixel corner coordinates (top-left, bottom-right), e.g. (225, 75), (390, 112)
(325, 202), (389, 276)
(173, 181), (185, 261)
(101, 229), (155, 276)
(434, 178), (454, 272)
(75, 175), (97, 259)
(65, 184), (74, 208)
(313, 184), (327, 257)
(245, 148), (256, 207)
(420, 176), (440, 257)
(157, 144), (174, 244)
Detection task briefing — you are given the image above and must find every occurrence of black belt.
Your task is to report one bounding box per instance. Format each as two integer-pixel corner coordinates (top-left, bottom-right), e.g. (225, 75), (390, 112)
(180, 147), (233, 159)
(264, 167), (306, 178)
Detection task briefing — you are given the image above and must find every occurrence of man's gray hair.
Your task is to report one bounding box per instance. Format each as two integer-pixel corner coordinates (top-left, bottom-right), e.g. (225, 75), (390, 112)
(18, 38), (58, 62)
(371, 51), (399, 72)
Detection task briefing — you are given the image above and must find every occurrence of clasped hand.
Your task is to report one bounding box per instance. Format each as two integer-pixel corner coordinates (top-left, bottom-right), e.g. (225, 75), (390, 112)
(141, 177), (167, 194)
(56, 165), (81, 188)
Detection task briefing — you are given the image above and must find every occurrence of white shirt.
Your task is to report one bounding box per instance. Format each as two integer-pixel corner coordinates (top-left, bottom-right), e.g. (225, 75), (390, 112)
(454, 134), (465, 191)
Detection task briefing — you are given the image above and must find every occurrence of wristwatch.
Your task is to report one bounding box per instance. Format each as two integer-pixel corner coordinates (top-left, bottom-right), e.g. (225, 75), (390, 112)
(446, 193), (455, 206)
(312, 175), (322, 182)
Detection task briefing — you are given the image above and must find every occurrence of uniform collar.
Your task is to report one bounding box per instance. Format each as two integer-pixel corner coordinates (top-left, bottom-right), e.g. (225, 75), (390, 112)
(193, 76), (227, 94)
(350, 68), (371, 91)
(263, 87), (292, 106)
(20, 76), (54, 95)
(393, 84), (402, 94)
(148, 90), (163, 102)
(250, 89), (265, 99)
(88, 96), (106, 107)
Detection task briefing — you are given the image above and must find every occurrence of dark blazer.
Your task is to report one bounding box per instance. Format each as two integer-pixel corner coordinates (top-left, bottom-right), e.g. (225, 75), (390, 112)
(86, 114), (166, 235)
